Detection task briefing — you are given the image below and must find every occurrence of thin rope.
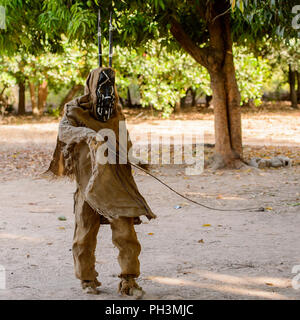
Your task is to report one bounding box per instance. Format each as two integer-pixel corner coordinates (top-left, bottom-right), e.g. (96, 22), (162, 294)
(100, 138), (265, 213)
(129, 161), (265, 212)
(97, 8), (102, 67)
(108, 10), (113, 67)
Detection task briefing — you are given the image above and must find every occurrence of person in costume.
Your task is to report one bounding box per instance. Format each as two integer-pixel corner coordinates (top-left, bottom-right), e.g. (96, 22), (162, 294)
(48, 10), (155, 295)
(48, 66), (156, 295)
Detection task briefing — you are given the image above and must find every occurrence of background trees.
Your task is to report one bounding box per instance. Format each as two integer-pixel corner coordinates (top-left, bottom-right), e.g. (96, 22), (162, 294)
(0, 0), (299, 167)
(38, 0), (299, 168)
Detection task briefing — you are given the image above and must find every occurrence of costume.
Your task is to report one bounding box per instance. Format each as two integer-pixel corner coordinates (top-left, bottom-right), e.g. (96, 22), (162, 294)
(48, 67), (156, 295)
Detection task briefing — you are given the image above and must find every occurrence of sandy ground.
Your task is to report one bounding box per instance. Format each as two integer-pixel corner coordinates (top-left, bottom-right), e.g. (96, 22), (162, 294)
(0, 111), (300, 300)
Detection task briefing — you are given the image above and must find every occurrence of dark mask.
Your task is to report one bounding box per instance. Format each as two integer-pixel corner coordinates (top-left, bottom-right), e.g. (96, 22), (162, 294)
(95, 69), (115, 122)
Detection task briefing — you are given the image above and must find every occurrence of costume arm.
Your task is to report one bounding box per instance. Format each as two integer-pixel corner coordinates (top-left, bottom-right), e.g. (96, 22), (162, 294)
(58, 105), (96, 145)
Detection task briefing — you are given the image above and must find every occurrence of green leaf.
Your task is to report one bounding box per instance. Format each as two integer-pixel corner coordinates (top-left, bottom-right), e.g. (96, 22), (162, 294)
(231, 0), (236, 10)
(239, 0), (244, 13)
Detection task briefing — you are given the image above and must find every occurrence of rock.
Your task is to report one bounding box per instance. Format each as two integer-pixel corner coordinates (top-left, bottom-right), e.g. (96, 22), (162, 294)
(248, 158), (260, 168)
(270, 157), (283, 168)
(174, 205), (182, 209)
(258, 159), (269, 168)
(277, 156), (292, 167)
(249, 156), (292, 169)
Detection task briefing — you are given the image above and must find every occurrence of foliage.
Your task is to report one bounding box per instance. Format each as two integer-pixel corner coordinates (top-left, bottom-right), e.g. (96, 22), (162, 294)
(0, 57), (16, 88)
(23, 41), (95, 91)
(0, 40), (95, 94)
(46, 105), (60, 118)
(36, 0), (300, 52)
(265, 39), (300, 71)
(114, 43), (211, 116)
(0, 56), (18, 112)
(253, 38), (300, 96)
(231, 0), (300, 46)
(0, 40), (277, 114)
(234, 47), (271, 106)
(0, 0), (63, 54)
(1, 0), (299, 115)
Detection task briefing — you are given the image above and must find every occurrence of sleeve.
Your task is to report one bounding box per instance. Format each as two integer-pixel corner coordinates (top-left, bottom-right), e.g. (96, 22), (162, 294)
(46, 97), (96, 177)
(58, 103), (96, 146)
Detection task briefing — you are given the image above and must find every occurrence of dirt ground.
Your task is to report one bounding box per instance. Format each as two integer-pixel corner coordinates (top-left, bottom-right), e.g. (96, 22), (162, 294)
(0, 108), (300, 300)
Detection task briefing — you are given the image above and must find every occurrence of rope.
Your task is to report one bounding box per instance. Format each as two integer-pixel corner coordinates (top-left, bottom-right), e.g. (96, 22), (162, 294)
(97, 137), (265, 213)
(97, 8), (102, 67)
(129, 161), (265, 212)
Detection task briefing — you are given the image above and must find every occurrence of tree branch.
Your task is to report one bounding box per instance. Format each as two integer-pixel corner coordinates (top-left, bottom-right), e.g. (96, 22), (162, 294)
(0, 84), (8, 96)
(170, 17), (210, 69)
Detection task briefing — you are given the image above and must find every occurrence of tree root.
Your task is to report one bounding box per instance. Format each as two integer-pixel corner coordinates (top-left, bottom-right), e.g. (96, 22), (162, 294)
(211, 154), (248, 170)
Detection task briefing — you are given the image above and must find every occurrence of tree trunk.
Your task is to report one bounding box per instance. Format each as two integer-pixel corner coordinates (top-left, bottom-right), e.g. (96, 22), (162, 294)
(191, 88), (196, 106)
(119, 96), (125, 108)
(127, 87), (133, 108)
(0, 86), (8, 117)
(174, 101), (181, 113)
(180, 95), (185, 108)
(289, 64), (298, 109)
(29, 82), (38, 116)
(296, 71), (300, 103)
(18, 80), (26, 115)
(170, 2), (243, 169)
(208, 12), (243, 169)
(171, 0), (243, 169)
(221, 13), (243, 163)
(59, 84), (84, 113)
(205, 95), (212, 108)
(37, 80), (48, 115)
(182, 87), (196, 107)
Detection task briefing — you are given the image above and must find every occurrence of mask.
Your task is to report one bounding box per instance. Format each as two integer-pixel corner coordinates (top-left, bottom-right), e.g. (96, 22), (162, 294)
(95, 69), (115, 122)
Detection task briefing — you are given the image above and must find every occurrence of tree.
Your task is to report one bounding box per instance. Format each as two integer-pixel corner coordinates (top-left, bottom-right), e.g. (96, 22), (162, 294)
(289, 64), (298, 109)
(258, 39), (300, 108)
(40, 0), (299, 168)
(0, 55), (27, 114)
(0, 59), (15, 117)
(1, 0), (295, 166)
(114, 43), (211, 117)
(0, 0), (64, 114)
(168, 2), (243, 168)
(21, 44), (93, 116)
(297, 71), (300, 103)
(234, 46), (271, 107)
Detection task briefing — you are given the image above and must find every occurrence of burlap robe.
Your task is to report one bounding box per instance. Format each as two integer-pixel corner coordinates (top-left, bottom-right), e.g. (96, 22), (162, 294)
(47, 67), (156, 223)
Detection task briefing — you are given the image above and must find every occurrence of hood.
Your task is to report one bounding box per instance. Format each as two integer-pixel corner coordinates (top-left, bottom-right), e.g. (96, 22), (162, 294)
(84, 67), (119, 121)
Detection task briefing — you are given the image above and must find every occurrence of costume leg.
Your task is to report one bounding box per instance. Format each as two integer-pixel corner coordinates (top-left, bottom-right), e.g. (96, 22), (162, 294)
(110, 217), (144, 296)
(110, 217), (141, 277)
(73, 189), (101, 284)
